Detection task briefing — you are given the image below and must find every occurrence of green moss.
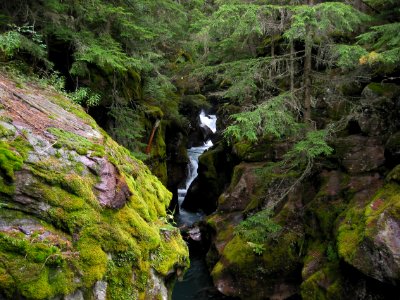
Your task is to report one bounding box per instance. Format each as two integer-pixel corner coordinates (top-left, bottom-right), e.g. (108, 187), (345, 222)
(310, 199), (346, 238)
(364, 183), (400, 233)
(337, 209), (364, 261)
(211, 261), (224, 278)
(0, 265), (14, 298)
(19, 269), (53, 299)
(151, 229), (189, 276)
(366, 82), (400, 98)
(260, 230), (301, 273)
(0, 231), (76, 299)
(105, 260), (137, 300)
(206, 213), (236, 245)
(28, 162), (100, 210)
(144, 105), (164, 119)
(146, 123), (167, 184)
(0, 124), (15, 138)
(301, 264), (343, 300)
(76, 238), (108, 287)
(233, 140), (252, 160)
(386, 164), (400, 183)
(337, 182), (400, 264)
(47, 127), (104, 157)
(0, 141), (24, 180)
(223, 235), (255, 268)
(0, 116), (13, 123)
(0, 137), (31, 196)
(180, 94), (211, 113)
(0, 80), (189, 299)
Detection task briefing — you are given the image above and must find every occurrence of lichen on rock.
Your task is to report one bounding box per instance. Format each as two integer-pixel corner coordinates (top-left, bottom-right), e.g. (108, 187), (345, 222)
(0, 73), (189, 299)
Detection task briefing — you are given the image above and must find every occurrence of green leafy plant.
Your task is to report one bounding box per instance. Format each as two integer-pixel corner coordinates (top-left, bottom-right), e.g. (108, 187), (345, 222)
(234, 209), (281, 255)
(0, 24), (52, 68)
(69, 87), (101, 109)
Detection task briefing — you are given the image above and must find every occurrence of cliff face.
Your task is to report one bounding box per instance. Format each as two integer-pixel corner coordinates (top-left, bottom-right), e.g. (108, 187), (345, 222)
(0, 74), (188, 299)
(194, 82), (400, 299)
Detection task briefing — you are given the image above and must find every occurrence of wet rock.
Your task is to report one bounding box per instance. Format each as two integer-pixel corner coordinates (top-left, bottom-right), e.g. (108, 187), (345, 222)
(199, 123), (214, 141)
(165, 129), (188, 213)
(183, 143), (236, 214)
(146, 269), (168, 300)
(385, 131), (400, 167)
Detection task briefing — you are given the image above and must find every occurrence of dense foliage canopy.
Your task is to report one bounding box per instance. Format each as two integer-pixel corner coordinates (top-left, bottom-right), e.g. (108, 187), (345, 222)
(0, 0), (399, 167)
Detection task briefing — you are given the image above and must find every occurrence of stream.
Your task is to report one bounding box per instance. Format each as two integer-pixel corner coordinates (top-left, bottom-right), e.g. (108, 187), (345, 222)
(172, 111), (221, 300)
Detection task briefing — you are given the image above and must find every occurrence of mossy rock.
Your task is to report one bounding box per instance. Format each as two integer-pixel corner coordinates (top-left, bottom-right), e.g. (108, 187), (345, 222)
(144, 104), (164, 120)
(211, 227), (303, 299)
(301, 264), (344, 300)
(362, 82), (400, 99)
(337, 182), (400, 284)
(179, 94), (211, 116)
(0, 73), (189, 299)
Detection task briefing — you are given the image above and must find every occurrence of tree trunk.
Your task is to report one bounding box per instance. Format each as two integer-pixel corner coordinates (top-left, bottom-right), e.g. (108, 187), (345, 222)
(269, 37), (275, 80)
(290, 40), (295, 98)
(145, 119), (161, 154)
(303, 0), (314, 124)
(303, 38), (312, 124)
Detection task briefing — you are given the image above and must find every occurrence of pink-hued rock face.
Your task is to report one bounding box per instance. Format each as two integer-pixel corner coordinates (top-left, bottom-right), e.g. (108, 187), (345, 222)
(94, 158), (131, 209)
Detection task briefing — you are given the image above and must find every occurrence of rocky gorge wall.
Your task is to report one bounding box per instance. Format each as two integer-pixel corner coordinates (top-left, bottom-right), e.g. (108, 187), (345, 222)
(0, 73), (189, 299)
(186, 82), (400, 299)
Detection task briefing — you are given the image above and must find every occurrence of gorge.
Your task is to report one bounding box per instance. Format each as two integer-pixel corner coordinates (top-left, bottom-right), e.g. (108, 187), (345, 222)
(0, 0), (400, 299)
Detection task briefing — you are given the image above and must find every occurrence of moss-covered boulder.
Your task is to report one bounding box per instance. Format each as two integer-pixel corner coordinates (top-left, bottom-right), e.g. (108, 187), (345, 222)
(337, 180), (400, 285)
(209, 212), (304, 299)
(232, 139), (291, 163)
(0, 74), (189, 299)
(205, 163), (306, 299)
(217, 163), (266, 213)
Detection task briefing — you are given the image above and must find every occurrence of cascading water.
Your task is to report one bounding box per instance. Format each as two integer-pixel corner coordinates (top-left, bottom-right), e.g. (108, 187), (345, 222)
(172, 110), (220, 300)
(176, 111), (217, 227)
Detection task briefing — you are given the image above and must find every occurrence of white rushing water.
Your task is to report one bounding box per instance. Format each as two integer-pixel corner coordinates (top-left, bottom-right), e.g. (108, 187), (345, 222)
(176, 110), (217, 226)
(199, 110), (217, 133)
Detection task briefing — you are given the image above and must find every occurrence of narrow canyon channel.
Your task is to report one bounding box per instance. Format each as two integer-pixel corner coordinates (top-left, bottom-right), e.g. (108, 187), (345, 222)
(172, 111), (224, 300)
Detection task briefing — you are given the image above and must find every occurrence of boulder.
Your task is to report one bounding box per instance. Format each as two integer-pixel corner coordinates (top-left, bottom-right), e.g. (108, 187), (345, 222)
(334, 135), (385, 173)
(0, 73), (189, 299)
(337, 182), (400, 285)
(385, 131), (400, 167)
(182, 143), (236, 214)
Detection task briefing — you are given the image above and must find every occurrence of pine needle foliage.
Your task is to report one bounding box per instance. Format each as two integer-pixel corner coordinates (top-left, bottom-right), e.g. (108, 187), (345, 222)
(234, 209), (282, 255)
(223, 93), (299, 143)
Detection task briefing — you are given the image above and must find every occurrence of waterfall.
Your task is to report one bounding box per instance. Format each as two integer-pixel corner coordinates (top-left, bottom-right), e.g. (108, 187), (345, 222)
(172, 110), (219, 300)
(176, 110), (217, 226)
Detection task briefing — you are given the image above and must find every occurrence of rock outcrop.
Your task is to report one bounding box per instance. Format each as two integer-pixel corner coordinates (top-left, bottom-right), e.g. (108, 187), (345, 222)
(191, 82), (400, 299)
(0, 73), (189, 299)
